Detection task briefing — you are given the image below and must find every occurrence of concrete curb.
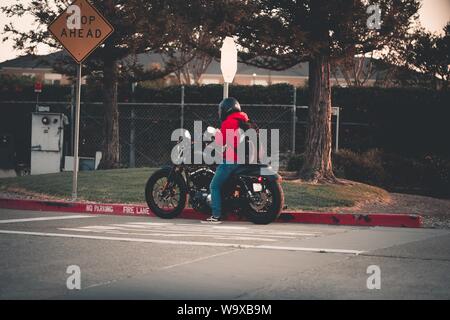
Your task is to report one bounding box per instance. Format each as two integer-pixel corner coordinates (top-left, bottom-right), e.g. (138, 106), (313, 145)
(0, 197), (423, 228)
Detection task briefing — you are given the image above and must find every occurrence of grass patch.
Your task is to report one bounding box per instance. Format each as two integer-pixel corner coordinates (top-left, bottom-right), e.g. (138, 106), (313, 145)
(0, 168), (388, 210)
(0, 168), (157, 203)
(283, 180), (388, 211)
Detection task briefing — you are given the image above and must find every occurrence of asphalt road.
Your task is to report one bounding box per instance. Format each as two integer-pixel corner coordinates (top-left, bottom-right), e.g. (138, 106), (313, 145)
(0, 208), (449, 300)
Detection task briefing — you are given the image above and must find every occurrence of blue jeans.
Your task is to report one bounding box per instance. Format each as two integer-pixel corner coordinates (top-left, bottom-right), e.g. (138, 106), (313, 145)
(210, 162), (240, 218)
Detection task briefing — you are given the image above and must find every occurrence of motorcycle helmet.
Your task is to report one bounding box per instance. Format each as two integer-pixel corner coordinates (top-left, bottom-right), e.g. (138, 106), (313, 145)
(218, 97), (241, 122)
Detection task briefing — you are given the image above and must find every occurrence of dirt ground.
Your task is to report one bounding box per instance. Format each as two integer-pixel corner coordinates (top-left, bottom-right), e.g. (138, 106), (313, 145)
(336, 193), (450, 229)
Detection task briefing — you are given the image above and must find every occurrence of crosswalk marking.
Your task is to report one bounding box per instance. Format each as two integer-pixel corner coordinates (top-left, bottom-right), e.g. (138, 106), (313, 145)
(115, 222), (320, 236)
(0, 229), (364, 255)
(59, 228), (279, 242)
(57, 222), (320, 243)
(123, 222), (322, 235)
(107, 225), (299, 238)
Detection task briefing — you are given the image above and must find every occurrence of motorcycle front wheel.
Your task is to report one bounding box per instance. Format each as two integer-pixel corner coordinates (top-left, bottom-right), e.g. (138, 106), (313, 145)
(145, 168), (187, 219)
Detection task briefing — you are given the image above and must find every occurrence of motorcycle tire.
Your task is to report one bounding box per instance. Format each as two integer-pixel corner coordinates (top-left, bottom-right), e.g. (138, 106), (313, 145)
(145, 168), (188, 219)
(245, 180), (284, 225)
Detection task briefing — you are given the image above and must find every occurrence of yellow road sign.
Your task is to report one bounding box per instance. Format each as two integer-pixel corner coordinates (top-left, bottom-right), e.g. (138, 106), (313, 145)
(48, 0), (114, 64)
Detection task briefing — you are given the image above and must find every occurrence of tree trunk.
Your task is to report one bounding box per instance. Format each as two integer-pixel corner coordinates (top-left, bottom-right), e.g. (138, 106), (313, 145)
(98, 58), (120, 169)
(299, 54), (336, 183)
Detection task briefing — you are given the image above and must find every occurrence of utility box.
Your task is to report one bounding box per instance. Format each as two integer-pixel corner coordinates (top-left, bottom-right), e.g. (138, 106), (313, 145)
(31, 112), (65, 175)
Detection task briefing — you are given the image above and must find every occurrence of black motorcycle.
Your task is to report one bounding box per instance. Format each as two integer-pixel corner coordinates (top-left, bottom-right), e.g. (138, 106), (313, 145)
(144, 127), (284, 224)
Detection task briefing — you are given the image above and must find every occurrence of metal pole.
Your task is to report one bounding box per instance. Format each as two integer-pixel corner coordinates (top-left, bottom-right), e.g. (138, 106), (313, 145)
(292, 86), (297, 154)
(129, 82), (136, 168)
(335, 107), (340, 153)
(223, 82), (229, 99)
(181, 85), (185, 129)
(72, 64), (82, 200)
(70, 84), (75, 155)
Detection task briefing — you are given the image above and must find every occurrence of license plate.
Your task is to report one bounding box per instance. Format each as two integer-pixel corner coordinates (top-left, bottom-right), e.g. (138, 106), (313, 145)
(253, 183), (262, 192)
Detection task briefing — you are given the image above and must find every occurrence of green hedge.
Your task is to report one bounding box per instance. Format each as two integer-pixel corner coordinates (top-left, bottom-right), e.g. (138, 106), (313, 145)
(0, 82), (298, 103)
(284, 149), (450, 199)
(333, 149), (450, 198)
(332, 87), (450, 157)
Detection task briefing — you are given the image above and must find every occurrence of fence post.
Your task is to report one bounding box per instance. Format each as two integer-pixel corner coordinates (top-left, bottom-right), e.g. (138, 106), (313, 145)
(181, 85), (185, 129)
(129, 107), (136, 167)
(129, 83), (137, 168)
(335, 107), (340, 153)
(292, 86), (297, 153)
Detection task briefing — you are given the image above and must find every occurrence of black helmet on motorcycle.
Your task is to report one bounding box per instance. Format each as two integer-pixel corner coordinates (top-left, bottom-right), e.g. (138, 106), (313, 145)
(218, 97), (241, 122)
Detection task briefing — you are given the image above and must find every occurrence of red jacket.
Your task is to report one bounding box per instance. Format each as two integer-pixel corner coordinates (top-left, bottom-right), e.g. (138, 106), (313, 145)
(215, 111), (249, 163)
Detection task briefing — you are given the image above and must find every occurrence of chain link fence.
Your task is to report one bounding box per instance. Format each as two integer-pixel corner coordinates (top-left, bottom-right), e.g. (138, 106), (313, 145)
(80, 102), (298, 167)
(0, 96), (344, 169)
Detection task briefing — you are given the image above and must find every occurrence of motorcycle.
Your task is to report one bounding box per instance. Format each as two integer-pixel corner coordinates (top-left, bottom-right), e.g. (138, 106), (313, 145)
(144, 127), (284, 224)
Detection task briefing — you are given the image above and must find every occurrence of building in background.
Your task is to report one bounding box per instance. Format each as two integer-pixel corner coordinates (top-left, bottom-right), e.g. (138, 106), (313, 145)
(0, 52), (73, 85)
(0, 51), (385, 88)
(135, 52), (311, 86)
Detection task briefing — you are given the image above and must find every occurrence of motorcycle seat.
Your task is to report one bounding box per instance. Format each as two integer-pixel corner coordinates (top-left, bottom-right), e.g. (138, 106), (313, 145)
(231, 164), (271, 176)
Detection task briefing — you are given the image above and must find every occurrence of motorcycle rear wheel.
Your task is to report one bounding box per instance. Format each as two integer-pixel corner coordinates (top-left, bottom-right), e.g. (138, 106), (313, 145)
(245, 180), (284, 225)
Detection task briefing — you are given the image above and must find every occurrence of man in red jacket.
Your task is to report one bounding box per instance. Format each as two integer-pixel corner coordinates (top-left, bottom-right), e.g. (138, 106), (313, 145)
(201, 97), (249, 224)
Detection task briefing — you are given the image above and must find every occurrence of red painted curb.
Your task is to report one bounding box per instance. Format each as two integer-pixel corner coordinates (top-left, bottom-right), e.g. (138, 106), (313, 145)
(0, 197), (423, 228)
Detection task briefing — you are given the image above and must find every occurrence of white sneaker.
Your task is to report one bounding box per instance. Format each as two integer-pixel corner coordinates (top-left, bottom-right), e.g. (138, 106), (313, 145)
(201, 216), (222, 224)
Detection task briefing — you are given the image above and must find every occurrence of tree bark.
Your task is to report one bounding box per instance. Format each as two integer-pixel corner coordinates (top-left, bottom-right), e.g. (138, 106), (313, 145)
(299, 54), (336, 183)
(98, 58), (120, 169)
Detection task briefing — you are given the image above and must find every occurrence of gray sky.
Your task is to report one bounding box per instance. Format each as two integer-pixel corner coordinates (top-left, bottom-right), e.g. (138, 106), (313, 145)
(0, 0), (449, 63)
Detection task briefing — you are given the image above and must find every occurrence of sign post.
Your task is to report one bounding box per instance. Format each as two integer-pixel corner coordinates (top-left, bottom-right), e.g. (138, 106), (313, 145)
(220, 37), (237, 99)
(48, 0), (113, 200)
(34, 82), (42, 111)
(72, 64), (82, 199)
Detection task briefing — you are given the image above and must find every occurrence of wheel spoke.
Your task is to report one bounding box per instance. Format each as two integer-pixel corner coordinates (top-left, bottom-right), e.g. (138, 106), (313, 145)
(250, 186), (273, 213)
(151, 176), (181, 212)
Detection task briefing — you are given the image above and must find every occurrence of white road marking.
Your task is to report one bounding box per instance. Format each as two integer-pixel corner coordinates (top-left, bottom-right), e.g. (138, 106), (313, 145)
(0, 215), (94, 224)
(127, 222), (175, 226)
(127, 222), (323, 235)
(159, 249), (240, 270)
(0, 229), (364, 255)
(256, 245), (364, 255)
(59, 228), (279, 242)
(115, 223), (319, 237)
(80, 226), (118, 230)
(212, 226), (249, 230)
(70, 224), (315, 239)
